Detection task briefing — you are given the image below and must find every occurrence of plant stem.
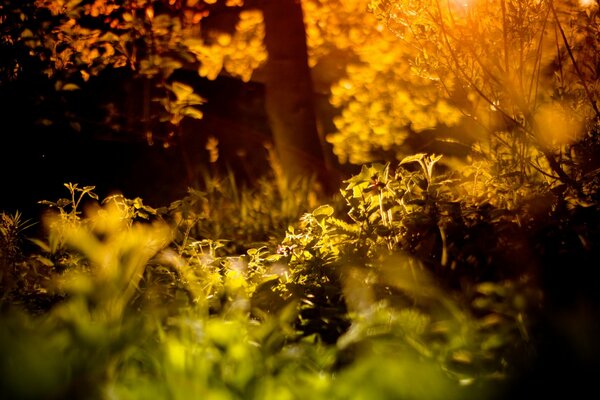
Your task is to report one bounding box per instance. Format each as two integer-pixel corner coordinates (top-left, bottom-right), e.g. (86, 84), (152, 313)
(549, 0), (600, 120)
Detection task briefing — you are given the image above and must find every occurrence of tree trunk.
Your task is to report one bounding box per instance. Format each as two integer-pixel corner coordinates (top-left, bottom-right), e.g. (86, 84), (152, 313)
(257, 0), (332, 190)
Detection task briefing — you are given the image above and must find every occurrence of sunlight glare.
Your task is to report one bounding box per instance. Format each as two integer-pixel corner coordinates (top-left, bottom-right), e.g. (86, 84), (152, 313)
(579, 0), (597, 8)
(534, 102), (584, 147)
(451, 0), (471, 8)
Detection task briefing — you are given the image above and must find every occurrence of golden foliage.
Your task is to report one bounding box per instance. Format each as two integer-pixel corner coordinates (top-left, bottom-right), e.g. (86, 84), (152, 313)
(190, 10), (266, 82)
(369, 0), (600, 183)
(32, 1), (265, 84)
(303, 0), (462, 164)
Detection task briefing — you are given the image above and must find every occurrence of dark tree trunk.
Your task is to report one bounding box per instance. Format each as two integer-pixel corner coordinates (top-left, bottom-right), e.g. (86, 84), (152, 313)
(256, 0), (333, 190)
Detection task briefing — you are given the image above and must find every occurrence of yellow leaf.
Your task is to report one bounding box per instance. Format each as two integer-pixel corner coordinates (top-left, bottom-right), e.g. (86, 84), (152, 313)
(62, 83), (80, 91)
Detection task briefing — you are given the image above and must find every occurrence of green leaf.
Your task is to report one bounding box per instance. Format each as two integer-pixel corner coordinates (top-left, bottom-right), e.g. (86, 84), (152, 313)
(28, 238), (51, 253)
(399, 153), (426, 165)
(476, 282), (505, 296)
(56, 198), (71, 208)
(32, 255), (54, 267)
(344, 163), (387, 191)
(265, 254), (283, 263)
(312, 204), (334, 218)
(133, 197), (144, 209)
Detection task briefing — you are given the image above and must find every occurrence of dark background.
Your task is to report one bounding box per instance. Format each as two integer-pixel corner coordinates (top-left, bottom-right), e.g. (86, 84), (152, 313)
(0, 68), (280, 220)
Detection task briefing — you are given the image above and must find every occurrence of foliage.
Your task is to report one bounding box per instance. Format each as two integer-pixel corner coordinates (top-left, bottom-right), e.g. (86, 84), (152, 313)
(1, 0), (266, 147)
(4, 0), (462, 165)
(0, 174), (463, 399)
(2, 144), (600, 397)
(161, 158), (324, 253)
(2, 1), (600, 398)
(4, 0), (599, 182)
(0, 211), (36, 305)
(303, 0), (463, 164)
(368, 0), (600, 191)
(0, 211), (34, 266)
(270, 154), (546, 377)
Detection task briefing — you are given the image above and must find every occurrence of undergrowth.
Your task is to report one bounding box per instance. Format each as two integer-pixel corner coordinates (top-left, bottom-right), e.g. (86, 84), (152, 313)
(1, 153), (598, 399)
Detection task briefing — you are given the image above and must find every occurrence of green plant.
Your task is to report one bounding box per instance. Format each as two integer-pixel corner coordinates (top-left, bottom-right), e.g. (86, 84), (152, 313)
(1, 198), (173, 398)
(258, 153), (548, 385)
(163, 160), (324, 254)
(0, 211), (34, 265)
(0, 211), (35, 304)
(37, 183), (99, 252)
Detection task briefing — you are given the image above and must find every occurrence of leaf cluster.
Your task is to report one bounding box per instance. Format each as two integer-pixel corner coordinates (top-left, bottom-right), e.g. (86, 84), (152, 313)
(1, 0), (266, 147)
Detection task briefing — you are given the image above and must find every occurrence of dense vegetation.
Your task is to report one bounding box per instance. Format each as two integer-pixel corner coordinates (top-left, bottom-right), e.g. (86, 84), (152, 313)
(1, 153), (598, 399)
(1, 0), (599, 399)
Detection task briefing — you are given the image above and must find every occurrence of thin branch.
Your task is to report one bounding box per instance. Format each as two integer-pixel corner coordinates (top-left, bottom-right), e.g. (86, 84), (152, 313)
(549, 0), (600, 120)
(527, 5), (551, 108)
(528, 159), (561, 181)
(433, 0), (580, 190)
(501, 0), (509, 75)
